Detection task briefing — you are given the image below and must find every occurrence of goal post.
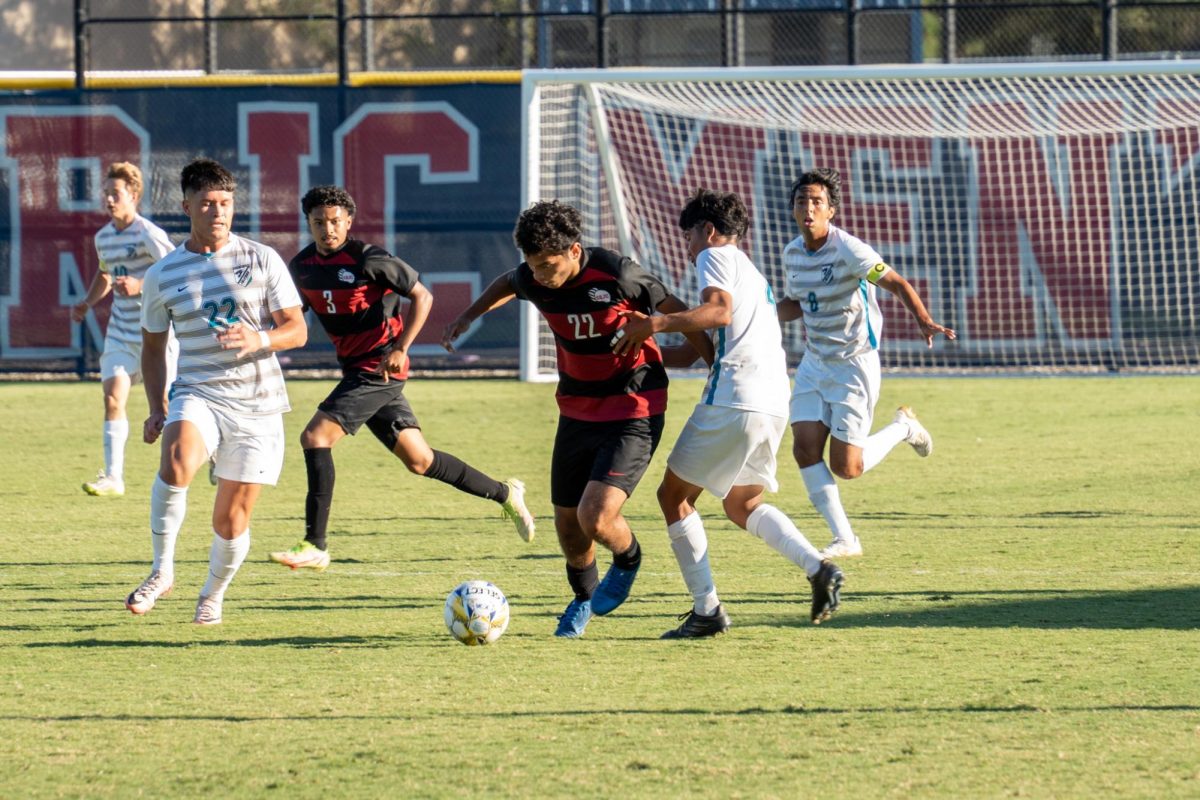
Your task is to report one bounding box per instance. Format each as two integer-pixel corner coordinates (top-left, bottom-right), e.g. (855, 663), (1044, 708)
(520, 62), (1200, 379)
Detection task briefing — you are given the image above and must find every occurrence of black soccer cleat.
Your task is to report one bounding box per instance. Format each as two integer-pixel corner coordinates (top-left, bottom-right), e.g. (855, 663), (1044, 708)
(808, 560), (845, 625)
(660, 604), (731, 639)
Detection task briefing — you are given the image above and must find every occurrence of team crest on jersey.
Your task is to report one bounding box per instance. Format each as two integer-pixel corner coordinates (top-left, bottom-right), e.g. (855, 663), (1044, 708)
(588, 287), (612, 304)
(234, 265), (253, 287)
(821, 265), (835, 284)
(338, 268), (355, 283)
(125, 244), (138, 258)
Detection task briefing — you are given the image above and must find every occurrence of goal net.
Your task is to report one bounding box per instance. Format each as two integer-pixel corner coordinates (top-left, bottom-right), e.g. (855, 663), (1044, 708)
(520, 63), (1200, 379)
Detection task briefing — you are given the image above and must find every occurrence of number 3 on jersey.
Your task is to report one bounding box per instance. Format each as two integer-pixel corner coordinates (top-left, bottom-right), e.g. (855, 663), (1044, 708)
(567, 313), (598, 339)
(322, 290), (336, 313)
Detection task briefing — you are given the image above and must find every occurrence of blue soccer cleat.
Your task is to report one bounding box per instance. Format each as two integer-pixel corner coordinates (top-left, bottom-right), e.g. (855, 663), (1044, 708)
(590, 562), (640, 616)
(553, 598), (592, 638)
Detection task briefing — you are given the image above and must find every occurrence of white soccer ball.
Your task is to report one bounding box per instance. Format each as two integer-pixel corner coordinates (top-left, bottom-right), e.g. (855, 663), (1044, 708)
(444, 580), (510, 646)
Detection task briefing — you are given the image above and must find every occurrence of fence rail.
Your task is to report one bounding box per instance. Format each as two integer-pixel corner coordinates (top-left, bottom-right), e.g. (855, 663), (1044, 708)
(64, 0), (1200, 88)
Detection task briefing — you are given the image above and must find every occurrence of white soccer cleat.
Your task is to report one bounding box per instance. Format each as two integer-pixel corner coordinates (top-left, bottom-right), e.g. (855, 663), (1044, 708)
(500, 478), (536, 542)
(269, 541), (331, 571)
(83, 471), (125, 497)
(821, 536), (864, 558)
(125, 570), (173, 615)
(193, 595), (223, 626)
(894, 406), (933, 457)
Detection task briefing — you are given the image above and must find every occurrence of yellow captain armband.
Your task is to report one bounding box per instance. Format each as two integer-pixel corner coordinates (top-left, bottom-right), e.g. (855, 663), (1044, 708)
(866, 262), (889, 284)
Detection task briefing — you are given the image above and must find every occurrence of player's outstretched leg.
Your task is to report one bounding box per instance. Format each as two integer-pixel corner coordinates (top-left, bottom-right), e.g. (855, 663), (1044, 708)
(125, 570), (173, 615)
(500, 478), (536, 542)
(894, 406), (933, 457)
(808, 560), (845, 625)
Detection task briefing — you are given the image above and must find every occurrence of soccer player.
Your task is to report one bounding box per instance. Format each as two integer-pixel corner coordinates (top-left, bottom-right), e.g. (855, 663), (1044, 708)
(125, 157), (307, 625)
(441, 200), (711, 638)
(780, 168), (955, 558)
(268, 185), (534, 572)
(614, 188), (843, 637)
(71, 162), (176, 497)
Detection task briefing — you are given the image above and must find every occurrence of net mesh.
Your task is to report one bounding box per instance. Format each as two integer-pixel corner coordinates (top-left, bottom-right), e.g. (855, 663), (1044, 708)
(526, 68), (1200, 376)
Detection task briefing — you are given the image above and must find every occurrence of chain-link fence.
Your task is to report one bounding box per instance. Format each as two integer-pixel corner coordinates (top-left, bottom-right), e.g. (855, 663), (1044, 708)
(52, 1), (1200, 79)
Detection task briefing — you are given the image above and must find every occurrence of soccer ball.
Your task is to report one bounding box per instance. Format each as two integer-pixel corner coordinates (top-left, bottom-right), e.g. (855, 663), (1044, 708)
(444, 580), (510, 646)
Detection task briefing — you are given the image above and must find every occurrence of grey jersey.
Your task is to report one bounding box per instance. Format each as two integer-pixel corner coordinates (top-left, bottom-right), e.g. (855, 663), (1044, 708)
(782, 225), (889, 361)
(141, 234), (301, 416)
(94, 216), (175, 347)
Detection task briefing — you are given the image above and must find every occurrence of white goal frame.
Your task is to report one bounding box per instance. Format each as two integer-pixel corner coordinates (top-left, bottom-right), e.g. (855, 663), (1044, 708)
(520, 61), (1200, 380)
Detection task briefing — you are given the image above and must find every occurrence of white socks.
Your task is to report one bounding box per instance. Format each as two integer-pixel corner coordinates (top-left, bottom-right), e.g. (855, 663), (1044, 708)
(745, 504), (824, 576)
(860, 418), (909, 474)
(667, 511), (720, 615)
(149, 476), (187, 578)
(200, 531), (251, 602)
(800, 462), (855, 543)
(103, 419), (129, 479)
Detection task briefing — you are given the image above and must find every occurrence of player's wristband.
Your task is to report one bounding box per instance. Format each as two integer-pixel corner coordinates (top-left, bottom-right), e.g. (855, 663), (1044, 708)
(258, 330), (272, 351)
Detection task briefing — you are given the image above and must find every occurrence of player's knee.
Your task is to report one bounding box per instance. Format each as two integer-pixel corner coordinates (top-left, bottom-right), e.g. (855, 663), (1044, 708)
(792, 439), (824, 468)
(831, 460), (863, 480)
(403, 453), (432, 475)
(211, 512), (249, 538)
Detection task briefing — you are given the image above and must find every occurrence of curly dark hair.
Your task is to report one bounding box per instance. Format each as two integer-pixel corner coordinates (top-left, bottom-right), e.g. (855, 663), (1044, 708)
(302, 185), (357, 217)
(180, 157), (236, 196)
(677, 188), (749, 239)
(513, 200), (582, 255)
(790, 168), (842, 210)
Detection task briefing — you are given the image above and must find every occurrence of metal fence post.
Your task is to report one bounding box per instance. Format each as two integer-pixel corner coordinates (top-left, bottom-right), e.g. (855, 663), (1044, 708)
(846, 0), (857, 66)
(74, 0), (89, 90)
(204, 0), (216, 73)
(338, 0), (350, 86)
(1101, 0), (1118, 60)
(596, 0), (607, 68)
(943, 0), (957, 63)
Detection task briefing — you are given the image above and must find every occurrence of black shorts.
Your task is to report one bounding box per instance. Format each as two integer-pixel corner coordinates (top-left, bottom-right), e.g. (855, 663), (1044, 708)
(318, 372), (420, 449)
(550, 414), (665, 508)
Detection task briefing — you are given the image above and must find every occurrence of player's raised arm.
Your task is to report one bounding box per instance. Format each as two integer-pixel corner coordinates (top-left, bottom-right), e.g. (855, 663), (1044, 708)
(874, 269), (956, 347)
(441, 271), (518, 351)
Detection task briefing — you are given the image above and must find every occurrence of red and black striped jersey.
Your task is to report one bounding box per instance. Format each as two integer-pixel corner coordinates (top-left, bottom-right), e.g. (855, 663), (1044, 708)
(511, 247), (670, 422)
(288, 238), (420, 376)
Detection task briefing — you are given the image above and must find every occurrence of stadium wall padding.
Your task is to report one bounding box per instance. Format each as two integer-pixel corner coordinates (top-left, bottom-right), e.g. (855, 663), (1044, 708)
(0, 84), (522, 367)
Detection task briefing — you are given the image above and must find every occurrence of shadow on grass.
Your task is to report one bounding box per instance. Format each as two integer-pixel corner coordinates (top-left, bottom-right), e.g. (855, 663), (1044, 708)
(3, 702), (1197, 724)
(742, 585), (1200, 631)
(24, 634), (404, 650)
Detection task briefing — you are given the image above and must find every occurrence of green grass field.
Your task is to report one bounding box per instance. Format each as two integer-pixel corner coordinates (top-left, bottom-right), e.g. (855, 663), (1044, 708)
(1, 376), (1197, 798)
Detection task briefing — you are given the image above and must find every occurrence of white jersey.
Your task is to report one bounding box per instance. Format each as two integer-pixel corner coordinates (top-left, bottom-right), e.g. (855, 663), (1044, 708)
(694, 244), (790, 418)
(141, 234), (301, 416)
(783, 224), (889, 361)
(94, 216), (175, 347)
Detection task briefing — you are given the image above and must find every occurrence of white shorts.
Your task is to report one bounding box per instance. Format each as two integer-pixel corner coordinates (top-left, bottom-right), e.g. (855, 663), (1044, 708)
(165, 392), (285, 485)
(789, 351), (881, 447)
(100, 335), (179, 387)
(667, 404), (785, 499)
